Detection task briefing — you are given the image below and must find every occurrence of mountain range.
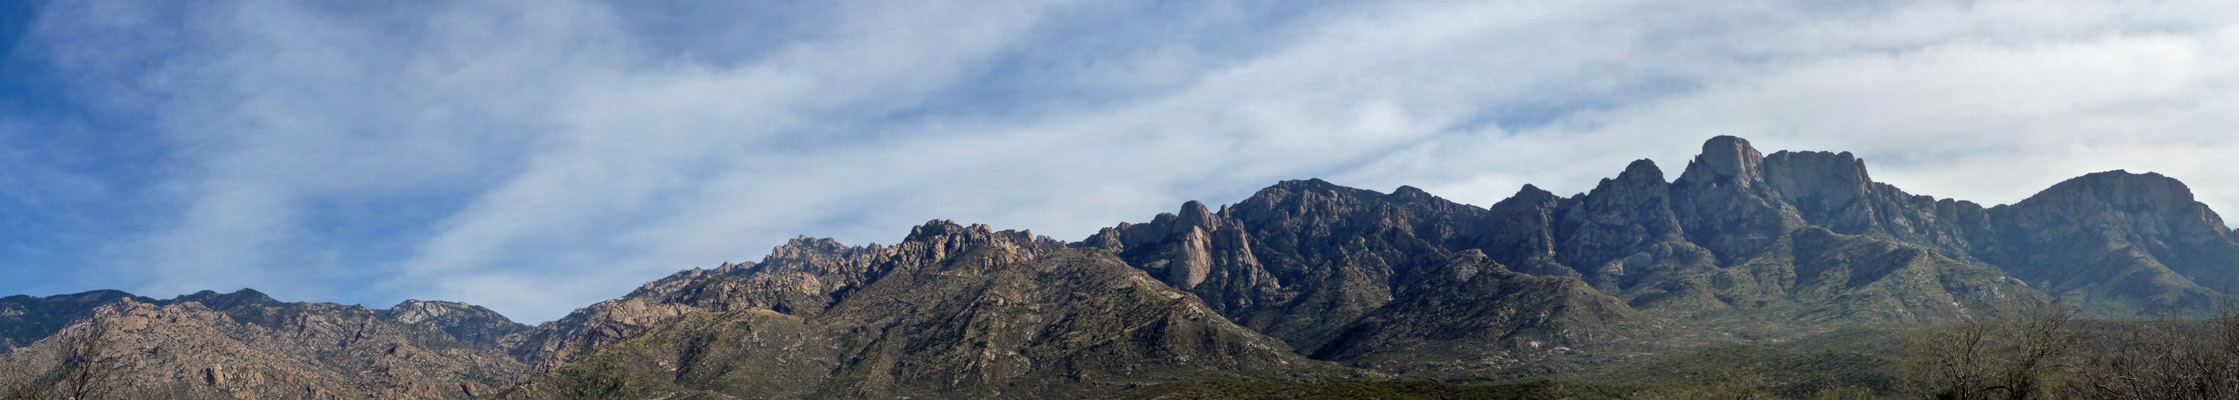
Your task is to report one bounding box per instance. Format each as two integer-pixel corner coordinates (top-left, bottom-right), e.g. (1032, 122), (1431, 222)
(4, 136), (2235, 399)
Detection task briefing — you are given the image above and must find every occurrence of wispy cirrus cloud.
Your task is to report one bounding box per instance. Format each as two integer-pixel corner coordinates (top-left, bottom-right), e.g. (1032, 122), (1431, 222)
(5, 0), (2237, 322)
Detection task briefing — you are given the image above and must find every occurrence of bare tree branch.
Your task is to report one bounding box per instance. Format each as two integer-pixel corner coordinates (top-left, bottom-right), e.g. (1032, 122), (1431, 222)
(54, 313), (119, 400)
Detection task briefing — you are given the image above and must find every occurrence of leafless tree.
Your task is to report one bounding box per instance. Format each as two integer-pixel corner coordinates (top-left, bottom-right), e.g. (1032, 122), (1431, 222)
(1904, 302), (2075, 400)
(2062, 307), (2239, 399)
(49, 315), (119, 400)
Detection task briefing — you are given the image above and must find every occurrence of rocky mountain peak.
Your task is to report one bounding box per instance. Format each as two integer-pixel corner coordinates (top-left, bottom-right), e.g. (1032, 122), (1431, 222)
(905, 219), (980, 241)
(904, 219), (1045, 252)
(384, 300), (488, 324)
(1758, 150), (1885, 234)
(169, 288), (279, 310)
(1241, 178), (1388, 208)
(1270, 178), (1343, 191)
(1617, 158), (1665, 183)
(2003, 170), (2232, 252)
(1678, 135), (1768, 187)
(754, 235), (879, 275)
(1506, 184), (1560, 204)
(769, 235), (857, 259)
(1592, 159), (1672, 199)
(1666, 137), (1807, 264)
(1391, 185), (1437, 201)
(1225, 178), (1409, 235)
(2021, 170), (2204, 214)
(1177, 200), (1221, 230)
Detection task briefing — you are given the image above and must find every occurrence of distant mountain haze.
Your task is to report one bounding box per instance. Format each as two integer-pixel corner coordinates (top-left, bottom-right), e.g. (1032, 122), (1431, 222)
(4, 136), (2235, 398)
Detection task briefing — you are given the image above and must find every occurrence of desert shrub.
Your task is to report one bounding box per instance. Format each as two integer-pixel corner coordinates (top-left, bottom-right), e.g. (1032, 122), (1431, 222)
(2061, 312), (2239, 399)
(1902, 303), (2075, 400)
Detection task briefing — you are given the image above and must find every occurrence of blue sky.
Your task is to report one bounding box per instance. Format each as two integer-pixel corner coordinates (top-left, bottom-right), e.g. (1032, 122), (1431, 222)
(6, 0), (2239, 323)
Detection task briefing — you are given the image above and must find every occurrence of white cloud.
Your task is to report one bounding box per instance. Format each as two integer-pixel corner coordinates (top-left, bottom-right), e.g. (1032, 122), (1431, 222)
(13, 0), (2239, 322)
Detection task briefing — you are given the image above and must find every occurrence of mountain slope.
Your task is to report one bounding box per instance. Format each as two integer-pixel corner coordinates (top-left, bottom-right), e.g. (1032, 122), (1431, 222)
(1311, 250), (1665, 380)
(502, 221), (1351, 399)
(1, 291), (528, 399)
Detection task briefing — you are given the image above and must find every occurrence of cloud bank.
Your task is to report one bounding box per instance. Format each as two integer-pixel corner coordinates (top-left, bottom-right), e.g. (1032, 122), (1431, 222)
(6, 0), (2238, 322)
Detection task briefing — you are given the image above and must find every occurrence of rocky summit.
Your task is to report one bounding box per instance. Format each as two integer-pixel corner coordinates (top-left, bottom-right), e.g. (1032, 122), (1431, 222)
(5, 136), (2237, 398)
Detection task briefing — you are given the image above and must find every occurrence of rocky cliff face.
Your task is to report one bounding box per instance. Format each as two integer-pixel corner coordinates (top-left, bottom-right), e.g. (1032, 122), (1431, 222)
(1083, 180), (1487, 355)
(1669, 136), (1810, 267)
